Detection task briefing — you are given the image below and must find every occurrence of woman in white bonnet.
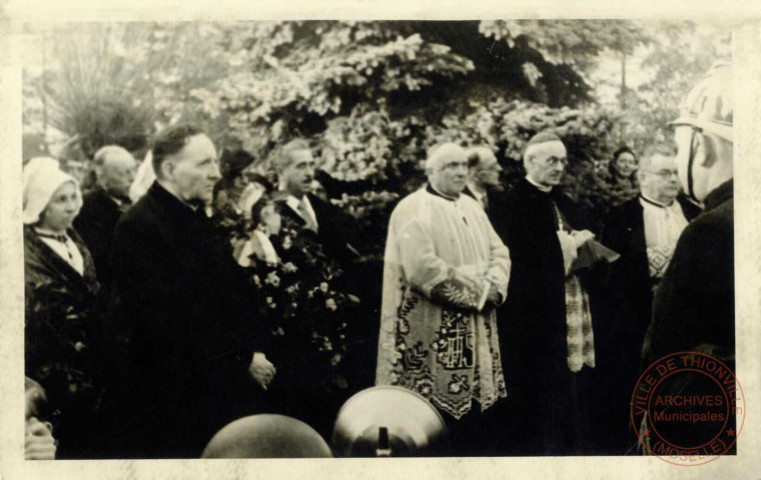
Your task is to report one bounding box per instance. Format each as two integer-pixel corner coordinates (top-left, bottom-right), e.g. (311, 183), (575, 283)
(23, 157), (103, 458)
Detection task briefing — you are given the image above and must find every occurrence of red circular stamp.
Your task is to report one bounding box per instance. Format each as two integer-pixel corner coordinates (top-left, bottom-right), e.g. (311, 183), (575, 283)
(630, 351), (745, 466)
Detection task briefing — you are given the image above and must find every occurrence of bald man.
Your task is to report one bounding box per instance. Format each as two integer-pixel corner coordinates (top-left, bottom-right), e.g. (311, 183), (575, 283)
(74, 146), (137, 284)
(376, 143), (510, 455)
(497, 131), (597, 455)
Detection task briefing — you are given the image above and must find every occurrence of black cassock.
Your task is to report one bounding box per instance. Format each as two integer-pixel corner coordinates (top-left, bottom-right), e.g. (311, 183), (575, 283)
(494, 178), (594, 456)
(110, 182), (271, 458)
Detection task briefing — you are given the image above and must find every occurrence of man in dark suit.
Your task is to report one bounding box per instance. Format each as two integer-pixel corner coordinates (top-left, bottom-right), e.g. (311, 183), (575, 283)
(596, 144), (701, 453)
(73, 146), (137, 285)
(110, 124), (275, 458)
(273, 139), (362, 264)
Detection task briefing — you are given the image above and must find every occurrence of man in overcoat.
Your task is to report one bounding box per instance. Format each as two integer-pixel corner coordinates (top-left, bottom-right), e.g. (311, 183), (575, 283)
(110, 124), (275, 458)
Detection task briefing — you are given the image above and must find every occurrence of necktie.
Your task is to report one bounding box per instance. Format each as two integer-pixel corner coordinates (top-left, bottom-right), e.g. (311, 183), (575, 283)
(297, 198), (318, 232)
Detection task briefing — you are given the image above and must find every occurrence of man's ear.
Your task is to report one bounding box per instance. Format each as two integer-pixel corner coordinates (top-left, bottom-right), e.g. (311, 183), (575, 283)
(523, 154), (532, 171)
(636, 168), (647, 184)
(161, 159), (175, 180)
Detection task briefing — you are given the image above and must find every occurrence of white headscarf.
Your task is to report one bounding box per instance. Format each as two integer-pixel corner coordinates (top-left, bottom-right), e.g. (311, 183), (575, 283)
(22, 157), (81, 225)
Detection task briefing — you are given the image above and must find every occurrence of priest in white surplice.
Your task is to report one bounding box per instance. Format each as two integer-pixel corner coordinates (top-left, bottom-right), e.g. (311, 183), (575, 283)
(376, 143), (510, 453)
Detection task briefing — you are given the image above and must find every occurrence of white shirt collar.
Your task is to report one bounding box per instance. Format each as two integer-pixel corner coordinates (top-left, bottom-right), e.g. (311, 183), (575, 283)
(286, 194), (319, 227)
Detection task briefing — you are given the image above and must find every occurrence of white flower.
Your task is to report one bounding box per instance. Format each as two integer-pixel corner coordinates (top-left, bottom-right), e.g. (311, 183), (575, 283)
(326, 298), (338, 311)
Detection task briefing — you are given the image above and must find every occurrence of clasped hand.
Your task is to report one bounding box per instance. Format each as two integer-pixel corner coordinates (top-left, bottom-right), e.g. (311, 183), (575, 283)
(249, 352), (277, 390)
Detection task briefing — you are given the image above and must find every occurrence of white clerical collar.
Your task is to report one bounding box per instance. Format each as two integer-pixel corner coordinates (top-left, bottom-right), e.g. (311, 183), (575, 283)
(525, 175), (553, 193)
(108, 194), (124, 207)
(428, 183), (460, 201)
(640, 193), (675, 208)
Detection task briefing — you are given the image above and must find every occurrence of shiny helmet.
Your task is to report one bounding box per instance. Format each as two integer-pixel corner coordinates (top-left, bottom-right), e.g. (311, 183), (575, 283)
(201, 414), (332, 458)
(670, 61), (733, 142)
(331, 386), (448, 457)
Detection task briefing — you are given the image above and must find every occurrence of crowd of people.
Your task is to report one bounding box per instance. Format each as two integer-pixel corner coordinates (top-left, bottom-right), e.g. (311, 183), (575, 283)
(23, 62), (734, 459)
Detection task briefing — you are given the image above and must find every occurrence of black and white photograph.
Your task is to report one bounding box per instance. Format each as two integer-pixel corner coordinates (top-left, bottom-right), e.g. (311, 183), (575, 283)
(1, 5), (760, 479)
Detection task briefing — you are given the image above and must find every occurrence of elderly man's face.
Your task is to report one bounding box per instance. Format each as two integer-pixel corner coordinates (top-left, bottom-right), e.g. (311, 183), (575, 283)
(165, 134), (221, 206)
(430, 154), (469, 197)
(639, 153), (681, 203)
(101, 150), (137, 200)
(473, 153), (502, 187)
(525, 140), (568, 187)
(280, 149), (315, 198)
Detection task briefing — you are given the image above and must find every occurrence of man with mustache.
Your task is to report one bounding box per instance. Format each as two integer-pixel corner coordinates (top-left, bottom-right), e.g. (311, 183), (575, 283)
(497, 131), (597, 455)
(273, 138), (362, 264)
(110, 124), (275, 457)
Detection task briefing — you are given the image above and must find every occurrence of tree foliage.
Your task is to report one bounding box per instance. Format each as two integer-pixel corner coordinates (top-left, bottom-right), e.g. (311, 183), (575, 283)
(22, 20), (729, 235)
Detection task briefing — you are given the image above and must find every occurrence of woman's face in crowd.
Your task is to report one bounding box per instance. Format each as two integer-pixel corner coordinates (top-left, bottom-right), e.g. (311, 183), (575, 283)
(40, 181), (81, 232)
(261, 204), (282, 236)
(613, 152), (638, 179)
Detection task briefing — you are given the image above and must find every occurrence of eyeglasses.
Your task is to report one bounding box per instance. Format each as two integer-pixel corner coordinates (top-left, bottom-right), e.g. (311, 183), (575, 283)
(545, 157), (568, 167)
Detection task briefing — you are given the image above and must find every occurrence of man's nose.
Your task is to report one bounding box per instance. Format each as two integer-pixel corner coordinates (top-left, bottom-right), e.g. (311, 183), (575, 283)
(209, 162), (222, 180)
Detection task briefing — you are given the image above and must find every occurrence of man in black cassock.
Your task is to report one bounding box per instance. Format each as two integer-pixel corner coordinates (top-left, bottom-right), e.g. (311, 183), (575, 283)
(110, 124), (275, 458)
(496, 131), (597, 456)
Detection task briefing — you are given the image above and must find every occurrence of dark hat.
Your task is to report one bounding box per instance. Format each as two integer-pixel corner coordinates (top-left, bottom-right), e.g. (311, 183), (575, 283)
(245, 171), (274, 192)
(219, 148), (256, 180)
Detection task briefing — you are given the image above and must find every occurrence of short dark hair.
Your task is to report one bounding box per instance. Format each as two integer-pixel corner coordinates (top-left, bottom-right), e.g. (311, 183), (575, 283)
(250, 197), (276, 227)
(151, 124), (203, 179)
(612, 146), (636, 163)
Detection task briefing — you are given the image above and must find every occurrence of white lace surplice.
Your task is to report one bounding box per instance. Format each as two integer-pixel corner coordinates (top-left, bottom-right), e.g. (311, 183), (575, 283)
(640, 196), (689, 279)
(376, 188), (510, 419)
